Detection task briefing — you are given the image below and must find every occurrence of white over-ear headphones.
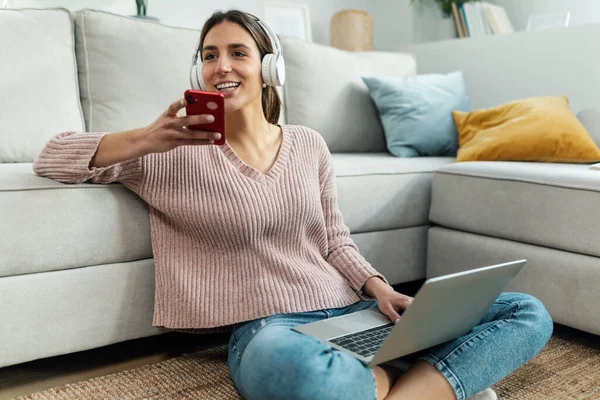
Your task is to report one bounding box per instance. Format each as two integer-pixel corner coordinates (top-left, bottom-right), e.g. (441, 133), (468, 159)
(189, 13), (285, 91)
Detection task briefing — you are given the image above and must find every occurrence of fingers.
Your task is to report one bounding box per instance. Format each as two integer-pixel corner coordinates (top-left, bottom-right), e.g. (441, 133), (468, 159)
(172, 113), (215, 129)
(378, 302), (401, 323)
(380, 294), (414, 323)
(401, 295), (414, 308)
(166, 98), (187, 117)
(177, 129), (222, 141)
(388, 307), (403, 324)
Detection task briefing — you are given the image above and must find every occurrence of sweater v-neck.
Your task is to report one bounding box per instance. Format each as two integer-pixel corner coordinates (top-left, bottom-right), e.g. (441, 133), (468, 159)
(218, 125), (293, 186)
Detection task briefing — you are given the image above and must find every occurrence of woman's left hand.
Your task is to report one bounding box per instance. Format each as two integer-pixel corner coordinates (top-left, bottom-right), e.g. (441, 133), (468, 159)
(376, 289), (414, 323)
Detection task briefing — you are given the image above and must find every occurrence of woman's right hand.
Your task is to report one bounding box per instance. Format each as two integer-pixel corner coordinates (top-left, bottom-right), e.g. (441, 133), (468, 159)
(139, 98), (222, 154)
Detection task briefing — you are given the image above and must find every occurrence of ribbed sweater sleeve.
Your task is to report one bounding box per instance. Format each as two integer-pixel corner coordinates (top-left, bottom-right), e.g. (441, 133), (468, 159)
(317, 136), (389, 298)
(33, 131), (143, 192)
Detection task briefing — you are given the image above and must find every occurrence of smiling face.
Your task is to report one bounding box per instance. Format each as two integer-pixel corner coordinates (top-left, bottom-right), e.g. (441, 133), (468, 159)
(201, 21), (264, 113)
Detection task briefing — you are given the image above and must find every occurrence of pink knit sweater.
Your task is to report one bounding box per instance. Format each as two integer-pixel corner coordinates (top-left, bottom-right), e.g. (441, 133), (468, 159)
(33, 125), (387, 332)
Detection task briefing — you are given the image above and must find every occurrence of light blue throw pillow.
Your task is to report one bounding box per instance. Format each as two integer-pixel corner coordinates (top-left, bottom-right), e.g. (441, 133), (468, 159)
(362, 71), (471, 157)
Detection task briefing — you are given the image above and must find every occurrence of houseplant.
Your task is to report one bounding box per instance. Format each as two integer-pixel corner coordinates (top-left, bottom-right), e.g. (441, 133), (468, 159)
(411, 0), (479, 39)
(133, 0), (159, 22)
(410, 0), (479, 18)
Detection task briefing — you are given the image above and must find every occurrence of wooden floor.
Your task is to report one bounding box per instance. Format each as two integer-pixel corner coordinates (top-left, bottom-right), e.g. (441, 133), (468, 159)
(0, 331), (230, 399)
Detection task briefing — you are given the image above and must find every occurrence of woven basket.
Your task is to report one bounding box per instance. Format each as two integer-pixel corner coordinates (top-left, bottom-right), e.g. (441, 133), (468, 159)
(330, 9), (374, 51)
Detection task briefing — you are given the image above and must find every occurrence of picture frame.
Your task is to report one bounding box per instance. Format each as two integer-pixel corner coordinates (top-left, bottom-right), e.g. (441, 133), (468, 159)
(264, 3), (313, 42)
(526, 12), (571, 32)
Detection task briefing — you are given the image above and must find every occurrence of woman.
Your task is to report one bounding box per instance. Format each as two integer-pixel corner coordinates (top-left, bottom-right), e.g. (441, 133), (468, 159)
(34, 9), (553, 400)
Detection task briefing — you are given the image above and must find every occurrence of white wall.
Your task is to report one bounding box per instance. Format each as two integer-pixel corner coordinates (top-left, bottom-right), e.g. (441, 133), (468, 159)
(9, 0), (136, 15)
(11, 0), (370, 46)
(491, 0), (600, 32)
(365, 0), (445, 50)
(8, 0), (445, 50)
(19, 0), (598, 49)
(17, 0), (600, 49)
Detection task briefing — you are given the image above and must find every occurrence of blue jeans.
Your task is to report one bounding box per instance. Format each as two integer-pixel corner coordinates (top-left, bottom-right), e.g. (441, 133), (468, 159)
(227, 292), (553, 400)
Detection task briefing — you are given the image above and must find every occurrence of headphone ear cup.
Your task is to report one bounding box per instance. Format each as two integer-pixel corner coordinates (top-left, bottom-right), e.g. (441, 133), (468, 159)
(197, 64), (205, 90)
(261, 54), (285, 87)
(190, 64), (198, 90)
(189, 63), (204, 90)
(274, 55), (285, 86)
(261, 54), (275, 87)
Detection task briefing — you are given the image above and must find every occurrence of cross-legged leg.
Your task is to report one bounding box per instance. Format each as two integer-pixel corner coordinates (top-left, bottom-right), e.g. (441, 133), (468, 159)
(383, 292), (553, 400)
(229, 292), (552, 400)
(236, 325), (379, 400)
(373, 362), (457, 400)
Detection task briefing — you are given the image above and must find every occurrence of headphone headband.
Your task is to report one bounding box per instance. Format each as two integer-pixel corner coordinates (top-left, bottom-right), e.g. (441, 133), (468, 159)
(191, 13), (281, 68)
(253, 15), (282, 57)
(191, 34), (202, 65)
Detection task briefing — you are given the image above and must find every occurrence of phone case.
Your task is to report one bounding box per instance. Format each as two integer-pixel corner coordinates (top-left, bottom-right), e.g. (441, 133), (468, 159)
(184, 89), (226, 145)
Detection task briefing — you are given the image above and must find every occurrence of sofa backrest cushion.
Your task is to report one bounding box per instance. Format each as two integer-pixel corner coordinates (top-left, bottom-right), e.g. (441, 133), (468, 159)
(0, 8), (85, 163)
(577, 108), (600, 149)
(73, 10), (200, 133)
(281, 37), (417, 153)
(404, 23), (600, 115)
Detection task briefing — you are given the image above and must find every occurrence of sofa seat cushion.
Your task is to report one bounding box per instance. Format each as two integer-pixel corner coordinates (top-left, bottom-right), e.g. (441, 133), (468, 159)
(0, 164), (152, 278)
(430, 161), (600, 257)
(332, 154), (455, 233)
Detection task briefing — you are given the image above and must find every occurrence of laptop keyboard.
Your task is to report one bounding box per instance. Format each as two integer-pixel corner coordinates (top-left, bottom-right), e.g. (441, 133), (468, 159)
(329, 323), (394, 358)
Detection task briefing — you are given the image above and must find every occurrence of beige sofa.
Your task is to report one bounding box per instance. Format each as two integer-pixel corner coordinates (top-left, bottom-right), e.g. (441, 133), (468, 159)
(1, 8), (599, 369)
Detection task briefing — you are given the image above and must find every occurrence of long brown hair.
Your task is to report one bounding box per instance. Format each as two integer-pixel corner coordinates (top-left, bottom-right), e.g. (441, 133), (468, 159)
(199, 10), (282, 124)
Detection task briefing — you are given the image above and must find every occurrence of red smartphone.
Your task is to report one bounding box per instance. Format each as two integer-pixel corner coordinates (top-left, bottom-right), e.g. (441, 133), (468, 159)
(184, 89), (225, 145)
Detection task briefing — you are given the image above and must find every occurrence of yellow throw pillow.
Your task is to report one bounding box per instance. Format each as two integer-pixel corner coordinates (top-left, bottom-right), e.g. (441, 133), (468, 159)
(452, 96), (600, 163)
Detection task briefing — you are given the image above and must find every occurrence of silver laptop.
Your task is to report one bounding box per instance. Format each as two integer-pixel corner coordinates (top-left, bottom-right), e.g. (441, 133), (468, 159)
(292, 260), (526, 367)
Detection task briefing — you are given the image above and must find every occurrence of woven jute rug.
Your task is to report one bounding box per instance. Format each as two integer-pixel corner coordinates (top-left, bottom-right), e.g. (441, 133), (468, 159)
(14, 333), (600, 400)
